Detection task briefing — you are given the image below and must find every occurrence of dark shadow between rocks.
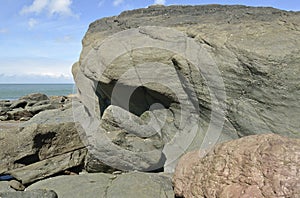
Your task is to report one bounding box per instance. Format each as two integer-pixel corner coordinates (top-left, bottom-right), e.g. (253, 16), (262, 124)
(96, 81), (175, 117)
(33, 132), (56, 150)
(14, 154), (40, 166)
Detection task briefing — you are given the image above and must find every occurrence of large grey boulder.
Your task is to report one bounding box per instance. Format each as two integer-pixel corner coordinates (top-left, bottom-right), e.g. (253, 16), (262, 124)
(26, 172), (174, 198)
(173, 134), (300, 198)
(72, 5), (300, 172)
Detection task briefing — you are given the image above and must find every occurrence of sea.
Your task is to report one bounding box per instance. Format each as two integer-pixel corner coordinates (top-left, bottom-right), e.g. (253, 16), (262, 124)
(0, 84), (76, 100)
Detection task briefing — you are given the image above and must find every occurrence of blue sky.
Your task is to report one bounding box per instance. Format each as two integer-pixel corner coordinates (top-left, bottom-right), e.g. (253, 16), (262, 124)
(0, 0), (299, 83)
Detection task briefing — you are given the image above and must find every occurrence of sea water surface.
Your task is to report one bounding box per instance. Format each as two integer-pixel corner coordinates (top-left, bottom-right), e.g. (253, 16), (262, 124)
(0, 84), (75, 100)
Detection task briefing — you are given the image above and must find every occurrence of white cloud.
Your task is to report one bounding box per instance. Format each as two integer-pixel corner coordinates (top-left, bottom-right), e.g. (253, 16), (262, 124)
(48, 0), (73, 16)
(154, 0), (166, 5)
(20, 0), (49, 15)
(28, 18), (39, 29)
(98, 0), (105, 7)
(113, 0), (124, 7)
(20, 0), (76, 17)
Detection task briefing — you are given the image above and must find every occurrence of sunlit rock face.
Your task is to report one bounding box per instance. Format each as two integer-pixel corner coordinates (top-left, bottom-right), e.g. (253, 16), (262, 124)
(72, 5), (300, 172)
(173, 134), (300, 198)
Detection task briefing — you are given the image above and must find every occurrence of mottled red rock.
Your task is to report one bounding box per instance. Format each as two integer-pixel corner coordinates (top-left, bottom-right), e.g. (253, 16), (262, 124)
(173, 134), (300, 198)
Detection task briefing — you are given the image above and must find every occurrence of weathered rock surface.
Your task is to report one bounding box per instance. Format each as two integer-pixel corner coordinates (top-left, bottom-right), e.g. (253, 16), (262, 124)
(9, 149), (86, 185)
(84, 153), (119, 173)
(0, 182), (15, 193)
(98, 105), (165, 171)
(6, 108), (33, 121)
(173, 133), (300, 198)
(8, 180), (25, 191)
(27, 173), (113, 198)
(10, 100), (28, 109)
(27, 172), (174, 198)
(22, 108), (74, 126)
(72, 4), (300, 172)
(25, 104), (56, 115)
(19, 93), (49, 102)
(0, 93), (82, 186)
(0, 4), (299, 198)
(0, 122), (86, 184)
(0, 189), (58, 198)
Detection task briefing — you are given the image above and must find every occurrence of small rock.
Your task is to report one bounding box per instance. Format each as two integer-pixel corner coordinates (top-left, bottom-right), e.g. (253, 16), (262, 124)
(19, 93), (49, 102)
(7, 108), (33, 121)
(19, 117), (31, 121)
(9, 180), (25, 191)
(0, 106), (10, 115)
(10, 100), (27, 109)
(112, 171), (123, 175)
(64, 170), (78, 175)
(26, 104), (56, 115)
(49, 95), (68, 104)
(0, 115), (8, 121)
(31, 100), (50, 107)
(25, 101), (37, 107)
(0, 101), (12, 107)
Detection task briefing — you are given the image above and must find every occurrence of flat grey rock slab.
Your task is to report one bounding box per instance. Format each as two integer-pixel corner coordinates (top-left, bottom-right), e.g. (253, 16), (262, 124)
(27, 172), (174, 198)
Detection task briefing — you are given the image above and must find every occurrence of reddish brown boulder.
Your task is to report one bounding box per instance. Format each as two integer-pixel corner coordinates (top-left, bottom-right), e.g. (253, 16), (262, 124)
(173, 134), (300, 198)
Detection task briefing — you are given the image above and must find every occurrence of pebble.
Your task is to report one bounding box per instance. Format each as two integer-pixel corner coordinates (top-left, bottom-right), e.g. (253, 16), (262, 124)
(9, 180), (25, 191)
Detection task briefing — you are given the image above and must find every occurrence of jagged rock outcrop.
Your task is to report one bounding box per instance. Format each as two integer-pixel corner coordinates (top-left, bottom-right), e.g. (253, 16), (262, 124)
(173, 134), (300, 198)
(72, 4), (300, 172)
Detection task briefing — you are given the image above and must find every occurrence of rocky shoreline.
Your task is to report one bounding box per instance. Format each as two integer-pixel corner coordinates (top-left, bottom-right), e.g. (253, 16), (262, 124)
(0, 92), (175, 197)
(1, 4), (300, 198)
(0, 93), (298, 197)
(0, 93), (73, 122)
